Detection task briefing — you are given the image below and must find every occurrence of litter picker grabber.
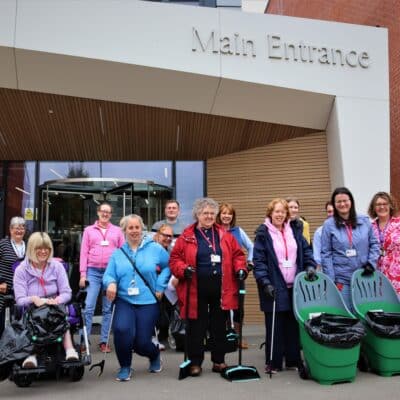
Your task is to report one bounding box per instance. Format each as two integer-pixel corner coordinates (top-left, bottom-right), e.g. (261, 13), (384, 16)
(179, 275), (192, 380)
(90, 302), (115, 376)
(221, 274), (260, 382)
(268, 294), (276, 379)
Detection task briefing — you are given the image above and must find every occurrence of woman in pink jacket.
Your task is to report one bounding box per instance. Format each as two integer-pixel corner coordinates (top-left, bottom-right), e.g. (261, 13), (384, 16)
(79, 202), (124, 352)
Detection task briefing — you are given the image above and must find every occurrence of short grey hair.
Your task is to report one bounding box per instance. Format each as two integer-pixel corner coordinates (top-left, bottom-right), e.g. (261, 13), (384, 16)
(119, 214), (145, 233)
(10, 216), (26, 228)
(26, 232), (54, 264)
(192, 197), (219, 220)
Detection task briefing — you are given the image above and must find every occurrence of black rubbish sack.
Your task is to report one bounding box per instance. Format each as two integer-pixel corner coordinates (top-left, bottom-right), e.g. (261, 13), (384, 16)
(305, 313), (365, 349)
(0, 319), (34, 368)
(25, 304), (70, 346)
(169, 306), (185, 351)
(365, 311), (400, 338)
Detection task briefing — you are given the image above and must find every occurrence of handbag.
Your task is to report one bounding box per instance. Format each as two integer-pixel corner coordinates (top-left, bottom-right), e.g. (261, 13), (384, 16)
(120, 247), (159, 303)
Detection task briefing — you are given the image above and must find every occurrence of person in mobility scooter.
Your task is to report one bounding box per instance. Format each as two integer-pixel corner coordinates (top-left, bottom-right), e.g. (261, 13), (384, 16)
(3, 232), (90, 387)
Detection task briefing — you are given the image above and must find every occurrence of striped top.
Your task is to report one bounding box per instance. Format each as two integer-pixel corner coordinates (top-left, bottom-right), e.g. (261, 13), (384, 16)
(0, 237), (25, 310)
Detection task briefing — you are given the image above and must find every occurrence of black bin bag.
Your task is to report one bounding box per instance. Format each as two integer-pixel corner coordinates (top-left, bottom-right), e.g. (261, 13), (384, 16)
(169, 306), (185, 351)
(365, 311), (400, 338)
(26, 304), (70, 345)
(0, 319), (34, 380)
(305, 313), (366, 348)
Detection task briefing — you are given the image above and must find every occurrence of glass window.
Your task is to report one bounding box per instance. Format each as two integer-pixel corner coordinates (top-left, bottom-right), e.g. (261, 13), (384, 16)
(101, 161), (172, 186)
(5, 162), (36, 235)
(176, 161), (205, 225)
(39, 162), (101, 184)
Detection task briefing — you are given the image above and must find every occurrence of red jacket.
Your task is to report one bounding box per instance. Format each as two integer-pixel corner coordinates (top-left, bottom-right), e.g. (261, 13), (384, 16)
(169, 223), (246, 319)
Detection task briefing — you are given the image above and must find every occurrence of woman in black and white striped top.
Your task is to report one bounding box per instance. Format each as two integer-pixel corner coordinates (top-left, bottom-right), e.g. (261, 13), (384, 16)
(0, 216), (26, 337)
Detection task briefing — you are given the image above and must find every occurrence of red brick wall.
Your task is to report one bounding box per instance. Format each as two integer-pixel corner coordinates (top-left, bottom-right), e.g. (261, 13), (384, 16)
(266, 0), (400, 201)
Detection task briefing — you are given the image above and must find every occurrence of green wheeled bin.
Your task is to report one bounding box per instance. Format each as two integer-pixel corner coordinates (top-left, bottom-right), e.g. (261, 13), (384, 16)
(293, 271), (364, 385)
(351, 269), (400, 376)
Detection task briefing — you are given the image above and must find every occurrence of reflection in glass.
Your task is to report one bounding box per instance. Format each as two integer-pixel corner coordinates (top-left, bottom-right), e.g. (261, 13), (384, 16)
(176, 161), (205, 226)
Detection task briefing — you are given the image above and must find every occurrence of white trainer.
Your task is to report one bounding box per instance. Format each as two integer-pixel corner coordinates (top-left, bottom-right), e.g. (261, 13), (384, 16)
(22, 354), (38, 369)
(65, 348), (79, 361)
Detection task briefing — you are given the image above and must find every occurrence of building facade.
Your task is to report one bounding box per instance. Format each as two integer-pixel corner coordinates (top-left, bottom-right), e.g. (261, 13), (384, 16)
(0, 0), (390, 322)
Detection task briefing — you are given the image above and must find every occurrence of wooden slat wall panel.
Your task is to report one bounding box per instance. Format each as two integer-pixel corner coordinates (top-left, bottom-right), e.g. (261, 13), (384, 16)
(0, 87), (318, 160)
(207, 132), (331, 323)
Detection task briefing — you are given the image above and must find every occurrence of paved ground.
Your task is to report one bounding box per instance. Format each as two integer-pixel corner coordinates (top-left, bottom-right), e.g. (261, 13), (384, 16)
(2, 325), (400, 399)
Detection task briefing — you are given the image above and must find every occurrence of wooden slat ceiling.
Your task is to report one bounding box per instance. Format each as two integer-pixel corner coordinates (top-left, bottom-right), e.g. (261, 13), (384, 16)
(0, 88), (319, 160)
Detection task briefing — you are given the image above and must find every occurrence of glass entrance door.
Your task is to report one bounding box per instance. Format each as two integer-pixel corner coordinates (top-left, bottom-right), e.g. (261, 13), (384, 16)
(39, 178), (172, 292)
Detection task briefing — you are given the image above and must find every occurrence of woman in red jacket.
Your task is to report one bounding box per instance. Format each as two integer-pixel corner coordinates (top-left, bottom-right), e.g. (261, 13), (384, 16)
(170, 197), (247, 377)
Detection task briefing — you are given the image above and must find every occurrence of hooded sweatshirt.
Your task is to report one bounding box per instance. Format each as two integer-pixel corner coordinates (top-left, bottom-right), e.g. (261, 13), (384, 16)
(13, 258), (72, 307)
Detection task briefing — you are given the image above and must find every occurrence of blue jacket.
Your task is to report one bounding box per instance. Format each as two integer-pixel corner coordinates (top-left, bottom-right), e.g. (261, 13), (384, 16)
(253, 221), (316, 312)
(103, 236), (170, 305)
(229, 226), (254, 262)
(321, 214), (380, 284)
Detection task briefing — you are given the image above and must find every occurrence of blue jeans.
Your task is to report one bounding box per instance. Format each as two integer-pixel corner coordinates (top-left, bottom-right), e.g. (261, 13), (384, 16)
(85, 267), (112, 343)
(113, 298), (159, 368)
(339, 283), (354, 314)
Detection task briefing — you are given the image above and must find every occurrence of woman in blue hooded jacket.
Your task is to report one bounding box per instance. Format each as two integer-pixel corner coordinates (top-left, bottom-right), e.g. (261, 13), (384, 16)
(321, 187), (380, 310)
(103, 214), (170, 382)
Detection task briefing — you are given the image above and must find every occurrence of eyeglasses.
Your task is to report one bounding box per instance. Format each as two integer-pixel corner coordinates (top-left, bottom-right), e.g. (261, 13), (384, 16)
(99, 210), (112, 215)
(36, 248), (50, 253)
(375, 202), (389, 208)
(201, 212), (216, 216)
(160, 233), (173, 240)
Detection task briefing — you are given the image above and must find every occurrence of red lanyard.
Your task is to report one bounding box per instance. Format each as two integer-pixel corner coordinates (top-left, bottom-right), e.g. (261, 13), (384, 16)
(345, 224), (353, 247)
(98, 224), (108, 240)
(280, 229), (289, 260)
(198, 227), (216, 253)
(38, 266), (47, 297)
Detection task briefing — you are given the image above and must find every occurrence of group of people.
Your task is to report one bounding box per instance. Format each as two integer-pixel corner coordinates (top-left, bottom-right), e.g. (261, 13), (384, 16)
(0, 187), (399, 382)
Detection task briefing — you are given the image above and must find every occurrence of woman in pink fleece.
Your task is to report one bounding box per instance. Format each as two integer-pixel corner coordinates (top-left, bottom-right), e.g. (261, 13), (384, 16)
(79, 201), (124, 353)
(13, 232), (78, 368)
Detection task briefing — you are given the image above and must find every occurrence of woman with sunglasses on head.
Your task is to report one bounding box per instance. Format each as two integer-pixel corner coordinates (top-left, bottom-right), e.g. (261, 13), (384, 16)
(321, 187), (380, 310)
(0, 216), (26, 338)
(368, 192), (400, 294)
(152, 224), (175, 349)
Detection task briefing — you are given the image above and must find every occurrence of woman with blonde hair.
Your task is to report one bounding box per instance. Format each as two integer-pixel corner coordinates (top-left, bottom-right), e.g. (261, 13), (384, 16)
(368, 191), (400, 294)
(253, 198), (316, 374)
(13, 232), (78, 368)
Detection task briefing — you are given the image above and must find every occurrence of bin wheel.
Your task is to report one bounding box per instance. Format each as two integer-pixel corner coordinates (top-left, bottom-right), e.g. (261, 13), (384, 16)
(14, 374), (33, 387)
(298, 360), (310, 380)
(358, 352), (370, 372)
(70, 365), (85, 382)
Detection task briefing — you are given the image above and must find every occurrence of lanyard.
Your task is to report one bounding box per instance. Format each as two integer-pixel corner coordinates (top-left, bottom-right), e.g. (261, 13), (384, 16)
(11, 240), (25, 258)
(38, 266), (47, 297)
(97, 224), (108, 240)
(197, 227), (216, 253)
(377, 219), (390, 246)
(344, 223), (353, 247)
(280, 229), (289, 260)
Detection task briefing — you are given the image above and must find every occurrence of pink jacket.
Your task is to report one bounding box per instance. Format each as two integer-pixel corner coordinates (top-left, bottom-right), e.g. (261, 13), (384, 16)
(79, 222), (125, 276)
(264, 219), (298, 286)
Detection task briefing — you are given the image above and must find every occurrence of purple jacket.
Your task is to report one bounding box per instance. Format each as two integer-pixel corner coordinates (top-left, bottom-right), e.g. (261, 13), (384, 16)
(80, 221), (125, 276)
(13, 258), (72, 307)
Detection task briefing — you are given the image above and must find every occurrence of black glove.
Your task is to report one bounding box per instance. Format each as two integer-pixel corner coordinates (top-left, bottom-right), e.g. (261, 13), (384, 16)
(362, 263), (374, 276)
(246, 262), (254, 272)
(306, 266), (316, 281)
(184, 266), (195, 280)
(263, 284), (275, 299)
(236, 269), (247, 281)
